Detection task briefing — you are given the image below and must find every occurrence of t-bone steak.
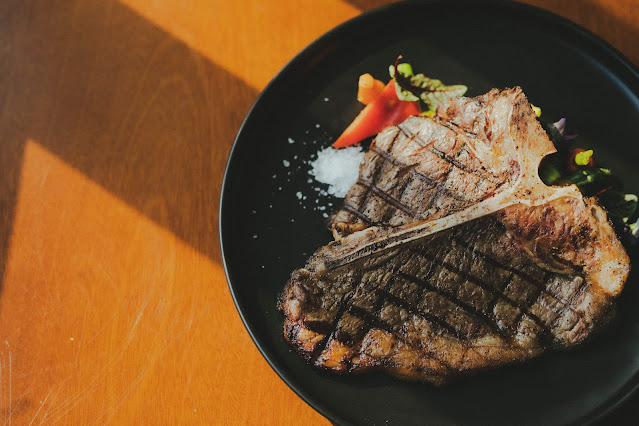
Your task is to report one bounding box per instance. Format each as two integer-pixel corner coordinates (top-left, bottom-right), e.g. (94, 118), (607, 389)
(278, 87), (630, 384)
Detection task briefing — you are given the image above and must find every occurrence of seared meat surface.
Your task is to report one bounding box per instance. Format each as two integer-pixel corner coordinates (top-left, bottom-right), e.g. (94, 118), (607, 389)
(330, 88), (525, 237)
(279, 87), (630, 383)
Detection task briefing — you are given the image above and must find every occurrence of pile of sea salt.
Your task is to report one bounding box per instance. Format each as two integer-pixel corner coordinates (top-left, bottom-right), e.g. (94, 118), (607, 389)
(309, 145), (365, 198)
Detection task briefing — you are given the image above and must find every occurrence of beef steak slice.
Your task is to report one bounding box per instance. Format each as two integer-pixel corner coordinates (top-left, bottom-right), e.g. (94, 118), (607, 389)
(279, 87), (630, 384)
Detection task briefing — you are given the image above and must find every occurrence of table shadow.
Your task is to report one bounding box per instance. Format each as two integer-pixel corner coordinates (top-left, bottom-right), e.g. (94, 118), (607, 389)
(0, 0), (258, 293)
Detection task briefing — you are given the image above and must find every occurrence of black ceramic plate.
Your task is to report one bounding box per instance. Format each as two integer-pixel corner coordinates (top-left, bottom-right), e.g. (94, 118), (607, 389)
(220, 1), (639, 424)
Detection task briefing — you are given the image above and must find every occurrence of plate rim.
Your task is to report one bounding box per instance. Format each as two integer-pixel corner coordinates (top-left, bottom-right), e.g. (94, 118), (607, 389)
(219, 0), (639, 424)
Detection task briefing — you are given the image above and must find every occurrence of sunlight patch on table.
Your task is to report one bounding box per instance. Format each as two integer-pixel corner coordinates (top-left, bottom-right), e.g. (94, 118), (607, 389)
(117, 0), (360, 90)
(0, 140), (324, 424)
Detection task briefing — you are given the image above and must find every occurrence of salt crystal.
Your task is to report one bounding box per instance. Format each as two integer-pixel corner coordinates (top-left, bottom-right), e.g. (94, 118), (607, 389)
(296, 191), (303, 200)
(288, 137), (295, 144)
(309, 146), (365, 198)
(283, 160), (290, 167)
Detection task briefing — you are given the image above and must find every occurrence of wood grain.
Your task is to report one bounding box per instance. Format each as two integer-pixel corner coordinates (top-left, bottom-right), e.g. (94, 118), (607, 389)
(0, 0), (637, 424)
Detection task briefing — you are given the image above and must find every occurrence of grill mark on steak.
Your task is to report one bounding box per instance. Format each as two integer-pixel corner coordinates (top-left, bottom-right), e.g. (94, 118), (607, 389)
(453, 237), (587, 324)
(356, 179), (420, 218)
(393, 268), (509, 339)
(369, 145), (409, 168)
(310, 292), (354, 363)
(551, 252), (584, 270)
(410, 247), (553, 336)
(313, 270), (458, 373)
(308, 251), (502, 370)
(430, 146), (487, 181)
(355, 130), (403, 217)
(487, 273), (525, 336)
(375, 259), (473, 340)
(374, 287), (464, 339)
(383, 173), (418, 223)
(438, 118), (479, 139)
(397, 123), (500, 185)
(342, 204), (375, 225)
(368, 145), (466, 202)
(302, 320), (333, 335)
(326, 262), (466, 343)
(346, 305), (454, 373)
(455, 237), (546, 286)
(424, 161), (455, 211)
(370, 271), (396, 315)
(422, 145), (477, 214)
(385, 250), (491, 340)
(334, 118), (504, 232)
(548, 279), (589, 330)
(508, 282), (546, 338)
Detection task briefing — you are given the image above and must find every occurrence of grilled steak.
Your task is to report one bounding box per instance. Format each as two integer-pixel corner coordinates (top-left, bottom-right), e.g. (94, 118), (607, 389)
(279, 87), (630, 383)
(331, 88), (552, 237)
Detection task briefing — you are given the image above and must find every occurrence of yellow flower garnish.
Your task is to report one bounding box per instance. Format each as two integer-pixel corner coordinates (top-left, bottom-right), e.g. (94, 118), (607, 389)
(531, 104), (541, 117)
(575, 149), (594, 166)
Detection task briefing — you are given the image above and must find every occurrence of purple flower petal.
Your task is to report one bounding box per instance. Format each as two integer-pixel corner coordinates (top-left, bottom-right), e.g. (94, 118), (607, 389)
(552, 118), (566, 134)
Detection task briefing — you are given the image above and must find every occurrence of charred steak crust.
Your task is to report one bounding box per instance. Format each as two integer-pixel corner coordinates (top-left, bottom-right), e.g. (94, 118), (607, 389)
(330, 88), (523, 238)
(279, 87), (630, 384)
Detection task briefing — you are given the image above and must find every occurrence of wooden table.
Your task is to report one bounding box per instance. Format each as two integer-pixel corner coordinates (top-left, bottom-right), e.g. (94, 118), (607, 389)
(0, 0), (637, 424)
